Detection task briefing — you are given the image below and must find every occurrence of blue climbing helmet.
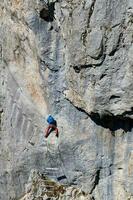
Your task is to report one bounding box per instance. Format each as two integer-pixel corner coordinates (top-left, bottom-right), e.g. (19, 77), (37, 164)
(47, 115), (56, 124)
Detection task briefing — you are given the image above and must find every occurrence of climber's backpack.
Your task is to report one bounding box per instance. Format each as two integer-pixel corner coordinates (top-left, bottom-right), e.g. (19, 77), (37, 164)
(47, 115), (56, 124)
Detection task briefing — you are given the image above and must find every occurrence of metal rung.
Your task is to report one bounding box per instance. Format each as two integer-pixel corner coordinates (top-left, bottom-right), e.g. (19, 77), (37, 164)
(43, 171), (57, 174)
(45, 176), (57, 179)
(44, 172), (58, 174)
(45, 172), (58, 176)
(45, 168), (59, 170)
(44, 172), (55, 176)
(44, 180), (57, 183)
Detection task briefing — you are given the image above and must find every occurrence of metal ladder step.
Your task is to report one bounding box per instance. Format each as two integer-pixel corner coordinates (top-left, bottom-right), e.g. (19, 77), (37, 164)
(45, 168), (59, 171)
(43, 172), (58, 176)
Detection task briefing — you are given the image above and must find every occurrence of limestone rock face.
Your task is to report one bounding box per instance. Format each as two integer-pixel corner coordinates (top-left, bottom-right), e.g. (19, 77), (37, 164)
(19, 169), (91, 200)
(0, 0), (133, 200)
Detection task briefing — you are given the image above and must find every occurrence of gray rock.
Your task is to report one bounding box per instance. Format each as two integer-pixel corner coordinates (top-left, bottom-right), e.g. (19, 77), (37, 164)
(0, 0), (133, 200)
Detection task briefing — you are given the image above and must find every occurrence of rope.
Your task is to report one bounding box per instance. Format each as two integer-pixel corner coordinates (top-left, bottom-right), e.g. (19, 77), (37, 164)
(45, 127), (70, 186)
(46, 138), (60, 182)
(57, 127), (70, 185)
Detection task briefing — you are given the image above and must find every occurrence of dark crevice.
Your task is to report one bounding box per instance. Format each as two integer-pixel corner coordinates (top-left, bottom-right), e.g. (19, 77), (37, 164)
(109, 95), (120, 100)
(72, 64), (93, 73)
(47, 66), (59, 72)
(72, 54), (106, 74)
(28, 141), (35, 146)
(93, 53), (106, 66)
(99, 73), (107, 80)
(122, 107), (133, 116)
(81, 30), (88, 46)
(39, 59), (59, 72)
(109, 48), (117, 56)
(111, 131), (115, 137)
(86, 53), (106, 68)
(66, 99), (133, 132)
(118, 168), (123, 170)
(40, 2), (55, 22)
(111, 23), (121, 29)
(73, 66), (80, 73)
(87, 0), (96, 28)
(49, 25), (53, 31)
(0, 109), (3, 131)
(40, 59), (47, 72)
(90, 112), (133, 132)
(109, 32), (123, 56)
(90, 169), (100, 194)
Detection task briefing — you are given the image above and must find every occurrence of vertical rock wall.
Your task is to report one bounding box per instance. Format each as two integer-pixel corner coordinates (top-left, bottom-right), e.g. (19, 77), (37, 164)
(0, 0), (133, 200)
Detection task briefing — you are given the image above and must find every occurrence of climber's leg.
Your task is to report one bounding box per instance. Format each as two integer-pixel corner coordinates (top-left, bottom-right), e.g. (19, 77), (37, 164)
(45, 125), (55, 138)
(55, 128), (59, 137)
(45, 125), (51, 138)
(45, 124), (59, 138)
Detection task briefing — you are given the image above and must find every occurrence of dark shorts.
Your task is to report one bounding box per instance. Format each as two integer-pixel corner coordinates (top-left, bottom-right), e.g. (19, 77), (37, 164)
(49, 120), (57, 127)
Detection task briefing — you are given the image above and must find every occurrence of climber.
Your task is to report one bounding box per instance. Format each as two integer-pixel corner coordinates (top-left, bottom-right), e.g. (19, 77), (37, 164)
(45, 115), (59, 138)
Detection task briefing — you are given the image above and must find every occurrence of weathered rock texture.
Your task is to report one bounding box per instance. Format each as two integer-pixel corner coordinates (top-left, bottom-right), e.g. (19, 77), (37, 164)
(0, 0), (133, 200)
(19, 169), (91, 200)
